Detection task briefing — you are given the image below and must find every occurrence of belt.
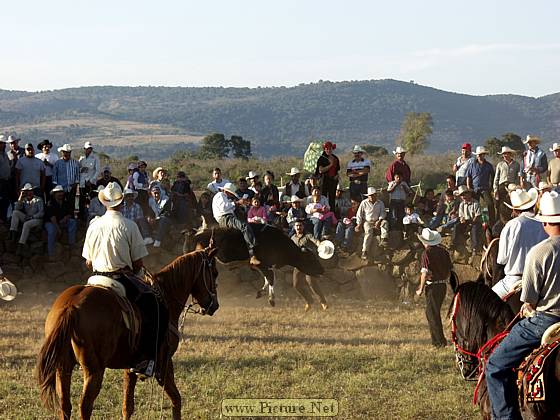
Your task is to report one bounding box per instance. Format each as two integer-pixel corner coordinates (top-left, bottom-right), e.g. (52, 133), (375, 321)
(352, 180), (363, 184)
(426, 280), (447, 285)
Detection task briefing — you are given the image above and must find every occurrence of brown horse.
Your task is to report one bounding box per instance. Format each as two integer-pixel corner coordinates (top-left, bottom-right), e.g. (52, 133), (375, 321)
(36, 247), (219, 420)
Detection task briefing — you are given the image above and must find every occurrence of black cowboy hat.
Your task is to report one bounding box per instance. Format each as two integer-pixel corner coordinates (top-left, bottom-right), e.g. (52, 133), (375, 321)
(37, 139), (53, 149)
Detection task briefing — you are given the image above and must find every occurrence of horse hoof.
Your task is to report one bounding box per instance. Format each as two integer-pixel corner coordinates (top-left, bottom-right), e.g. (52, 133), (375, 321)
(256, 290), (264, 299)
(268, 299), (275, 307)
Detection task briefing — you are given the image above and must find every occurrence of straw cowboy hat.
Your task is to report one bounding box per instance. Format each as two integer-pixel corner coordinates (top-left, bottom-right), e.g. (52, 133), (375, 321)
(364, 187), (377, 196)
(246, 171), (259, 180)
(317, 240), (335, 259)
(152, 167), (164, 179)
(392, 146), (407, 155)
(219, 182), (239, 199)
(538, 182), (553, 192)
(523, 135), (541, 145)
(550, 143), (560, 152)
(123, 187), (138, 199)
(50, 185), (64, 194)
(497, 146), (516, 155)
(290, 195), (303, 203)
(417, 228), (442, 246)
(454, 185), (472, 196)
(57, 144), (72, 153)
(83, 141), (94, 149)
(0, 278), (17, 301)
(535, 191), (560, 223)
(92, 185), (105, 193)
(286, 167), (301, 176)
(505, 188), (539, 210)
(473, 146), (489, 155)
(100, 182), (125, 208)
(21, 183), (33, 192)
(352, 145), (366, 154)
(7, 135), (20, 143)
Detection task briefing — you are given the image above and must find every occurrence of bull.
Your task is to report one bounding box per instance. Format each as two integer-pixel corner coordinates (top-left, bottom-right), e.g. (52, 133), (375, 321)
(183, 222), (324, 306)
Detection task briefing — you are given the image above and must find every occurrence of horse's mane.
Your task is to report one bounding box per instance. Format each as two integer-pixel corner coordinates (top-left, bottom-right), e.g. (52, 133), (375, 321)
(155, 250), (201, 305)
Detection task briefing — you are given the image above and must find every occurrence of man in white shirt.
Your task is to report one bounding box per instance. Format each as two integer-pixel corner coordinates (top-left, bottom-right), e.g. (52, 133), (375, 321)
(355, 187), (389, 260)
(36, 139), (58, 196)
(207, 167), (230, 195)
(346, 145), (371, 199)
(212, 182), (260, 265)
(492, 188), (547, 298)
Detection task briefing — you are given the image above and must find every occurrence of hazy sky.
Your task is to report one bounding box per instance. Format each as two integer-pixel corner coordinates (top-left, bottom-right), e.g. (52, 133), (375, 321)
(2, 0), (559, 97)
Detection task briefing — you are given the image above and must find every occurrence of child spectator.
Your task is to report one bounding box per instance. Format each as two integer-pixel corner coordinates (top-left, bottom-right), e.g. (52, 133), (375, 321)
(287, 195), (308, 235)
(387, 172), (411, 230)
(247, 197), (268, 224)
(305, 188), (337, 240)
(335, 198), (360, 252)
(402, 204), (424, 240)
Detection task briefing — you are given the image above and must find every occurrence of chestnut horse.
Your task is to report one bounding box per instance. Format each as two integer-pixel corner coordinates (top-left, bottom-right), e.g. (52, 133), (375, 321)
(37, 247), (219, 420)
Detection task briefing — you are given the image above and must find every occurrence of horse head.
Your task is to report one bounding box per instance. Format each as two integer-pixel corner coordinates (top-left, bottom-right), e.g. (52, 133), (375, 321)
(191, 247), (220, 316)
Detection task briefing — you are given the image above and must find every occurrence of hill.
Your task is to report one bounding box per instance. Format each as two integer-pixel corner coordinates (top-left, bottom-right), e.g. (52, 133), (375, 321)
(0, 80), (558, 158)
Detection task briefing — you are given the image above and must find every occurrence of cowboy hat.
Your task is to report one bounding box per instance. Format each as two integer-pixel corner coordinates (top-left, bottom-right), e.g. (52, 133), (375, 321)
(550, 143), (560, 152)
(454, 185), (472, 196)
(50, 185), (64, 194)
(505, 188), (538, 211)
(246, 171), (259, 180)
(92, 185), (105, 193)
(417, 228), (442, 246)
(286, 167), (301, 176)
(534, 191), (560, 223)
(352, 145), (366, 154)
(317, 240), (335, 259)
(0, 135), (5, 143)
(123, 187), (138, 199)
(392, 146), (407, 155)
(20, 183), (33, 192)
(364, 187), (377, 196)
(152, 167), (164, 179)
(7, 135), (19, 143)
(0, 278), (17, 301)
(100, 182), (125, 208)
(57, 144), (72, 153)
(290, 195), (303, 203)
(523, 135), (541, 145)
(497, 146), (516, 155)
(538, 181), (553, 192)
(473, 146), (489, 155)
(219, 182), (239, 199)
(127, 162), (138, 171)
(37, 139), (53, 149)
(137, 160), (147, 167)
(83, 141), (94, 149)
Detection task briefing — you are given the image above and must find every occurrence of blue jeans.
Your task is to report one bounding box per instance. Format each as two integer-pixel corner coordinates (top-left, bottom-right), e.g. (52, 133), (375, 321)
(45, 218), (78, 256)
(154, 216), (172, 242)
(311, 218), (325, 240)
(218, 213), (256, 252)
(335, 222), (354, 248)
(486, 312), (560, 420)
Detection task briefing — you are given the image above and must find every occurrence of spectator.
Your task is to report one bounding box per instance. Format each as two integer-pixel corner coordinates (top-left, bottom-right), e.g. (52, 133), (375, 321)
(35, 139), (58, 197)
(315, 141), (340, 211)
(207, 167), (230, 195)
(416, 189), (438, 221)
(347, 145), (371, 199)
(9, 183), (44, 255)
(284, 167), (309, 200)
(520, 135), (547, 189)
(494, 146), (520, 222)
(385, 146), (411, 184)
(197, 191), (216, 226)
(236, 177), (255, 201)
(247, 197), (268, 224)
(431, 189), (460, 230)
(79, 141), (100, 200)
(122, 188), (153, 245)
(171, 171), (192, 225)
(52, 144), (80, 200)
(334, 184), (351, 220)
(15, 143), (45, 197)
(150, 167), (169, 200)
(431, 176), (457, 228)
(466, 146), (495, 226)
(305, 187), (336, 240)
(96, 166), (123, 190)
(402, 204), (424, 240)
(88, 185), (106, 223)
(132, 160), (150, 214)
(261, 171), (280, 206)
(124, 162), (137, 190)
(44, 185), (77, 258)
(6, 136), (24, 202)
(355, 187), (389, 260)
(335, 197), (360, 252)
(453, 143), (475, 186)
(286, 195), (308, 235)
(246, 171), (259, 194)
(452, 186), (482, 259)
(0, 137), (10, 222)
(387, 172), (411, 231)
(147, 186), (172, 248)
(548, 143), (560, 186)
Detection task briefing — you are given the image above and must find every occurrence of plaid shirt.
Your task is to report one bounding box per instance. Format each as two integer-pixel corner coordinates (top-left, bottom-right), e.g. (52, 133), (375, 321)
(122, 202), (144, 221)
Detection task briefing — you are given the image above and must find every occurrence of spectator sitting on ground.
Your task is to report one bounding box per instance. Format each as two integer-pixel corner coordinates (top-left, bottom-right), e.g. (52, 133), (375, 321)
(150, 167), (169, 200)
(88, 185), (106, 223)
(147, 185), (172, 248)
(124, 162), (137, 190)
(247, 196), (268, 224)
(207, 167), (230, 195)
(334, 184), (351, 220)
(246, 171), (259, 194)
(452, 185), (482, 260)
(171, 171), (192, 225)
(402, 204), (424, 240)
(432, 189), (460, 231)
(416, 189), (438, 221)
(284, 167), (309, 200)
(44, 185), (77, 259)
(96, 166), (123, 190)
(335, 197), (360, 253)
(305, 187), (337, 240)
(286, 195), (308, 236)
(15, 143), (45, 197)
(122, 188), (153, 245)
(9, 183), (44, 255)
(236, 177), (255, 201)
(355, 187), (390, 260)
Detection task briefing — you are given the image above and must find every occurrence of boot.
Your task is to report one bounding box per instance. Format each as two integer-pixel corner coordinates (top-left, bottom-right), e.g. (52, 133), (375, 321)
(304, 303), (311, 312)
(321, 303), (328, 311)
(249, 255), (261, 265)
(16, 243), (25, 256)
(130, 359), (155, 380)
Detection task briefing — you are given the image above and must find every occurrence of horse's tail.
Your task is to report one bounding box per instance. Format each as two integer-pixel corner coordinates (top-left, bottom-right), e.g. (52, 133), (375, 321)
(36, 304), (76, 412)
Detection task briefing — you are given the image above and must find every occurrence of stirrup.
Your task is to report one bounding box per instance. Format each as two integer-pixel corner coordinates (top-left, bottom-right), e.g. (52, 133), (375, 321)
(130, 360), (155, 379)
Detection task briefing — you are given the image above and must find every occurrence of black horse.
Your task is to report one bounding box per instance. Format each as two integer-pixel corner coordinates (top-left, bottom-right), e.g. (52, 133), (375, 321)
(183, 223), (324, 306)
(450, 281), (560, 419)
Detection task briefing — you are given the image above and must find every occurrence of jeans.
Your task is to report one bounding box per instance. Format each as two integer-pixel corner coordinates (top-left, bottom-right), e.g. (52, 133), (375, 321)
(389, 200), (406, 230)
(154, 216), (172, 242)
(335, 222), (355, 248)
(310, 217), (326, 240)
(349, 182), (367, 200)
(486, 312), (560, 420)
(475, 189), (496, 227)
(218, 213), (256, 252)
(452, 220), (482, 252)
(45, 218), (77, 256)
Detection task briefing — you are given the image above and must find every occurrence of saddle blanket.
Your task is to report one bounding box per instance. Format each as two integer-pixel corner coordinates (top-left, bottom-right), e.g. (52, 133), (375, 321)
(87, 275), (126, 298)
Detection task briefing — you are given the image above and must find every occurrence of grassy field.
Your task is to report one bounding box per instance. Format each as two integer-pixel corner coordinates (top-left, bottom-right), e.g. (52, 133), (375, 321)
(0, 282), (480, 420)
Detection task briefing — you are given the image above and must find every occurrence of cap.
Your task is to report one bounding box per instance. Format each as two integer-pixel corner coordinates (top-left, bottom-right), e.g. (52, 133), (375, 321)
(461, 143), (472, 150)
(24, 143), (34, 149)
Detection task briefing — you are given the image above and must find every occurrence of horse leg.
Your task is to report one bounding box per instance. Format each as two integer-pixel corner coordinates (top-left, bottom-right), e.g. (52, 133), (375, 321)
(122, 371), (137, 420)
(163, 360), (182, 420)
(79, 369), (105, 420)
(256, 275), (268, 299)
(266, 269), (275, 307)
(55, 368), (73, 420)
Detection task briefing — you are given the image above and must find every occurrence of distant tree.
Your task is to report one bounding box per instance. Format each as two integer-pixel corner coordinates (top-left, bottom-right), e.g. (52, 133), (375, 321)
(484, 136), (502, 155)
(362, 145), (389, 157)
(198, 133), (229, 159)
(397, 112), (433, 155)
(484, 132), (523, 155)
(229, 135), (252, 159)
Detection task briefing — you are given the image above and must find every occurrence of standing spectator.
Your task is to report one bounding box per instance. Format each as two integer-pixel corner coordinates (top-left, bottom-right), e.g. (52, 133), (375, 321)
(315, 141), (340, 211)
(78, 142), (100, 217)
(385, 146), (411, 184)
(206, 167), (230, 195)
(132, 160), (150, 214)
(247, 197), (268, 224)
(171, 171), (192, 225)
(453, 143), (475, 186)
(147, 186), (172, 248)
(124, 162), (138, 190)
(0, 137), (10, 223)
(466, 146), (495, 226)
(6, 136), (24, 202)
(122, 188), (153, 244)
(150, 167), (169, 200)
(415, 228), (453, 348)
(15, 143), (45, 197)
(387, 172), (411, 231)
(520, 135), (547, 189)
(35, 139), (58, 197)
(44, 185), (77, 258)
(88, 185), (106, 223)
(9, 183), (44, 255)
(493, 146), (520, 222)
(346, 145), (371, 199)
(284, 167), (309, 200)
(452, 186), (482, 259)
(355, 187), (390, 260)
(547, 143), (560, 186)
(96, 166), (123, 190)
(236, 177), (255, 201)
(52, 144), (80, 201)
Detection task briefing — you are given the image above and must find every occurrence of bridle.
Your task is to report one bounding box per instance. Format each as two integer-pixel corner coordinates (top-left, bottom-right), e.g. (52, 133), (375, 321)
(450, 292), (480, 381)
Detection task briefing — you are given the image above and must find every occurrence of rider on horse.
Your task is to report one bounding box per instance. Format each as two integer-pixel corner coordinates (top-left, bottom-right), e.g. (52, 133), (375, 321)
(82, 182), (167, 379)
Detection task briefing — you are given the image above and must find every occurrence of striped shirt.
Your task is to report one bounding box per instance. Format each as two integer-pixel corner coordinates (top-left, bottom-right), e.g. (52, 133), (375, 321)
(122, 202), (144, 221)
(53, 158), (80, 191)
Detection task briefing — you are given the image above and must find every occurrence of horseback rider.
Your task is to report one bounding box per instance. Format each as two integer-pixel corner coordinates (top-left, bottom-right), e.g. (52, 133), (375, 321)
(212, 182), (261, 265)
(82, 182), (167, 379)
(492, 187), (547, 299)
(486, 191), (560, 419)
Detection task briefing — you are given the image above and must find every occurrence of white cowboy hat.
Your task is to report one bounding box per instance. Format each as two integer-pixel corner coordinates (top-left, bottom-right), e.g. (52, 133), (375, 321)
(219, 182), (239, 199)
(127, 162), (138, 170)
(57, 144), (72, 152)
(538, 182), (553, 192)
(417, 228), (442, 246)
(152, 167), (164, 178)
(286, 167), (301, 176)
(0, 135), (6, 143)
(550, 143), (560, 152)
(246, 171), (259, 180)
(473, 146), (489, 155)
(535, 191), (560, 223)
(7, 135), (19, 143)
(290, 195), (303, 203)
(505, 188), (539, 210)
(20, 183), (34, 192)
(352, 145), (366, 154)
(92, 185), (105, 193)
(100, 182), (125, 208)
(317, 240), (335, 260)
(50, 185), (64, 194)
(83, 141), (94, 149)
(454, 185), (472, 196)
(122, 187), (138, 199)
(363, 187), (377, 196)
(497, 146), (516, 155)
(0, 278), (17, 301)
(392, 146), (407, 155)
(523, 135), (541, 145)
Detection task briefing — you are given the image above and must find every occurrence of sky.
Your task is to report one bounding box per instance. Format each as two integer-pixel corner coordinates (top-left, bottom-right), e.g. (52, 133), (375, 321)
(2, 0), (559, 97)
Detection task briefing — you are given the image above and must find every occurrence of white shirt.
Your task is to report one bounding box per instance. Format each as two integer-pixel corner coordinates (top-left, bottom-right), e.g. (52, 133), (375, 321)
(149, 196), (169, 218)
(403, 212), (423, 225)
(82, 210), (148, 272)
(207, 179), (230, 194)
(79, 152), (100, 187)
(458, 200), (481, 220)
(212, 192), (236, 219)
(36, 152), (58, 177)
(305, 201), (330, 219)
(356, 199), (386, 225)
(497, 212), (547, 277)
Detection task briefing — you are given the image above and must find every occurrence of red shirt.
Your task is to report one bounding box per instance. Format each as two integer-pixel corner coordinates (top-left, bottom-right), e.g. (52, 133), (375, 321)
(385, 160), (411, 184)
